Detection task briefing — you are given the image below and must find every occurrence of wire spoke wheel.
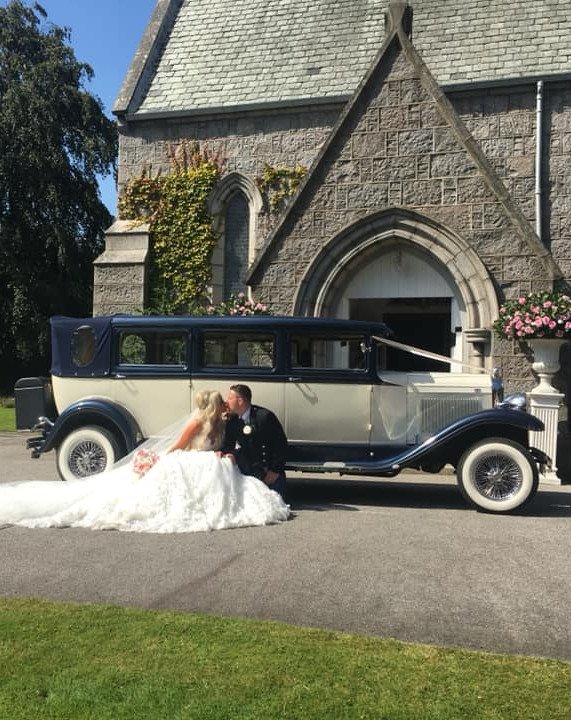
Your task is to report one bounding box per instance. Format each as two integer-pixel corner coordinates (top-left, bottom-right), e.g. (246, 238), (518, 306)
(457, 438), (538, 513)
(69, 440), (109, 477)
(472, 452), (523, 501)
(56, 426), (119, 482)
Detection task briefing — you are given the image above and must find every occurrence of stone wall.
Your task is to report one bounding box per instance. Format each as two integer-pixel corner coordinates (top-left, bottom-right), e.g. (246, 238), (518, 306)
(92, 221), (149, 316)
(117, 107), (339, 198)
(117, 85), (571, 293)
(114, 55), (570, 392)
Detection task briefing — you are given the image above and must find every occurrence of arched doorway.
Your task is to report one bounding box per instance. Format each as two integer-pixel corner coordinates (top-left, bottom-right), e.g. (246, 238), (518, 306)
(294, 209), (498, 372)
(337, 243), (461, 371)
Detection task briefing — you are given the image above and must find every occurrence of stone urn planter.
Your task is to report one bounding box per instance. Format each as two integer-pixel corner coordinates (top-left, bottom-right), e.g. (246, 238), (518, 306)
(527, 338), (567, 394)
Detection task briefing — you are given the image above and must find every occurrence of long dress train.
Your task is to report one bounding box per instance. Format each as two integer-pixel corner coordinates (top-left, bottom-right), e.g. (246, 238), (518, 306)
(0, 427), (290, 533)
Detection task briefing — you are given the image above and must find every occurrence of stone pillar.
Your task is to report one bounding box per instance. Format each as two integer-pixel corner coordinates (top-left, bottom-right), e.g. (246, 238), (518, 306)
(464, 328), (491, 370)
(526, 339), (566, 485)
(93, 220), (150, 316)
(528, 392), (563, 485)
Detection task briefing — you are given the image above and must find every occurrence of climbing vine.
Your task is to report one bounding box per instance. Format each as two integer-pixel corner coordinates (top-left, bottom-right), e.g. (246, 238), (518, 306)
(118, 143), (223, 313)
(256, 163), (307, 213)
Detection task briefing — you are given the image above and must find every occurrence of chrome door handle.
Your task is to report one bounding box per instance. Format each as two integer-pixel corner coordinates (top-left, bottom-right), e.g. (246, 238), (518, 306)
(288, 376), (302, 382)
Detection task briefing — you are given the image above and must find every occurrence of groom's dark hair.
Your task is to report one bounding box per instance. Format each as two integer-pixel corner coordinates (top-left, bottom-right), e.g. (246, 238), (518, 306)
(230, 384), (252, 403)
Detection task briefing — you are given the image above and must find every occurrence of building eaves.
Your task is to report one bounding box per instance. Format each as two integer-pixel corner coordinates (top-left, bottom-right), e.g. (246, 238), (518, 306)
(113, 0), (184, 116)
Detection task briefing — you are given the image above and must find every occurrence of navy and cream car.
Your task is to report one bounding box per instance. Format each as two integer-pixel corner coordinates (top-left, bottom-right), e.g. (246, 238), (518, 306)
(15, 315), (548, 513)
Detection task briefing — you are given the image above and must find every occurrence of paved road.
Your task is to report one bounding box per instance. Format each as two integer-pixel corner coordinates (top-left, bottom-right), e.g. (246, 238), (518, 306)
(1, 432), (570, 661)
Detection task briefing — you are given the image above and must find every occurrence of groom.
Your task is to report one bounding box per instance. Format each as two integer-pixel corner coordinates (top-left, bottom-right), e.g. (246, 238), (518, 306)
(222, 384), (288, 500)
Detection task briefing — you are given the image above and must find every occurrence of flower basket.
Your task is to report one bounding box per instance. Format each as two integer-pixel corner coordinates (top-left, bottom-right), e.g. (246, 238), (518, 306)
(132, 448), (159, 477)
(493, 291), (571, 341)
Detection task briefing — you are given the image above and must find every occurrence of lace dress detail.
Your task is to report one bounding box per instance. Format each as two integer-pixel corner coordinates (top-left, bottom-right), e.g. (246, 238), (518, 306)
(0, 425), (289, 533)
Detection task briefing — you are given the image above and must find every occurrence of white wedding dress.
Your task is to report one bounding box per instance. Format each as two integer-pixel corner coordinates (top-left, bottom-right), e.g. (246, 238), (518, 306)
(0, 422), (290, 533)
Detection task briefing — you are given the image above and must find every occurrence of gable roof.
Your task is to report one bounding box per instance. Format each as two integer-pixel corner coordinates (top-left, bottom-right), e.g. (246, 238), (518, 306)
(116, 0), (571, 118)
(245, 2), (561, 286)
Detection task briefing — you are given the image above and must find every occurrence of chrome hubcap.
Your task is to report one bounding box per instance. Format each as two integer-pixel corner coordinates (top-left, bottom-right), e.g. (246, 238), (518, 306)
(473, 452), (523, 501)
(69, 441), (107, 477)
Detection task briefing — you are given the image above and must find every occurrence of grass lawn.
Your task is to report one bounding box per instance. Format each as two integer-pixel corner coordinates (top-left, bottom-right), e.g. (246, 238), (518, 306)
(0, 598), (569, 720)
(0, 406), (15, 431)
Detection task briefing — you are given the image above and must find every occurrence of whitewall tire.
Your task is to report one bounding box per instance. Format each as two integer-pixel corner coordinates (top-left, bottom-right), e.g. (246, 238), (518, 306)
(56, 426), (119, 482)
(457, 438), (538, 513)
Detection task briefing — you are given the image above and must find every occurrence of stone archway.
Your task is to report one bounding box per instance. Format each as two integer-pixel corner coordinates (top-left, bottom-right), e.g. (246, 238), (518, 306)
(294, 208), (499, 369)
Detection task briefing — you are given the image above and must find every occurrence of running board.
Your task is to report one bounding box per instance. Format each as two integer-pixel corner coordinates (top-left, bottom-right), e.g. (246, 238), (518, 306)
(286, 460), (401, 477)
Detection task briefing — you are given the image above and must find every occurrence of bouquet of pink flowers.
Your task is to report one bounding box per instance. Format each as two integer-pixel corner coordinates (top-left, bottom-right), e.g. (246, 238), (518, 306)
(132, 448), (159, 477)
(494, 290), (571, 340)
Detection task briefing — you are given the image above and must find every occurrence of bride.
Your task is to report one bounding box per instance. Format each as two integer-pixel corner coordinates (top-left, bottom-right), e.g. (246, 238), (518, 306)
(0, 390), (290, 533)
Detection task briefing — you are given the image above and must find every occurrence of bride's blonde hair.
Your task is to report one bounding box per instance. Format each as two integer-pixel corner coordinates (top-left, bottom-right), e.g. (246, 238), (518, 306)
(193, 390), (226, 447)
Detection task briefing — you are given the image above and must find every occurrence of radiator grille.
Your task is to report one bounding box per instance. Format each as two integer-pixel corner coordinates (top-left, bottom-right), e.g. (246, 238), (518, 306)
(419, 395), (484, 435)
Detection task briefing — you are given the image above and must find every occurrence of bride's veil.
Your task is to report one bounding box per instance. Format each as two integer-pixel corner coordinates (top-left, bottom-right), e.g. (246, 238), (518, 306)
(111, 412), (200, 470)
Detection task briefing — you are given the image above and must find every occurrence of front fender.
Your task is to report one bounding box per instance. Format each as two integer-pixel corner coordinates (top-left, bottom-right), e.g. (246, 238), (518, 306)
(393, 407), (543, 470)
(290, 408), (545, 477)
(39, 399), (142, 455)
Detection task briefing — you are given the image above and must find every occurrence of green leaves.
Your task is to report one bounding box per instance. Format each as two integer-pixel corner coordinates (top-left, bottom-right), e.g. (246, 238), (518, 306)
(256, 164), (307, 213)
(118, 144), (223, 314)
(0, 1), (117, 390)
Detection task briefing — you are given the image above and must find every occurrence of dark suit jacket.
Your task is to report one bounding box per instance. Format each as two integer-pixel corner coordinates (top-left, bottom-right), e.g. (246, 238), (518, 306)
(222, 405), (288, 480)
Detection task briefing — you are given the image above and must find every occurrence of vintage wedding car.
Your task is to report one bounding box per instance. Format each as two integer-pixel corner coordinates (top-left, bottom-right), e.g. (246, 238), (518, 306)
(15, 315), (548, 513)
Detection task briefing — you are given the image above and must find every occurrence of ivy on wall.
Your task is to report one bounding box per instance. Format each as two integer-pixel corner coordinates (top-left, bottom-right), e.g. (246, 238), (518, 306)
(118, 143), (223, 314)
(118, 153), (307, 315)
(256, 163), (307, 213)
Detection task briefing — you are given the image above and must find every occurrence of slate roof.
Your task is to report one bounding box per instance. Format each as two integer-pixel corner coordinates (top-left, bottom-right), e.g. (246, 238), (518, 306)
(116, 0), (571, 117)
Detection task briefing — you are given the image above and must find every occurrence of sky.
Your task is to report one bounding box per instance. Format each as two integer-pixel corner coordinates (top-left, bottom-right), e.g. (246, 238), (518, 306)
(23, 0), (158, 215)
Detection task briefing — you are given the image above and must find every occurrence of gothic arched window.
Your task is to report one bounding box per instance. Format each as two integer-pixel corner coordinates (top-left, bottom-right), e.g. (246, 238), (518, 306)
(223, 191), (249, 297)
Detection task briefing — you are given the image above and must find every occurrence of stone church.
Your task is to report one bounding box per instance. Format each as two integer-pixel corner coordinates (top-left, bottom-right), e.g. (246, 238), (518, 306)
(94, 0), (571, 393)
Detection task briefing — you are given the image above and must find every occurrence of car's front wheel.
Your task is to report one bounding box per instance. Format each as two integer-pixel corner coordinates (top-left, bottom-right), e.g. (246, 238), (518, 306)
(56, 426), (120, 481)
(457, 438), (539, 513)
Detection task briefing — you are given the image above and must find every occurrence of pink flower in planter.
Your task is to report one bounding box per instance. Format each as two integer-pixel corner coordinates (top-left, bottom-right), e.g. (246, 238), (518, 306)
(495, 290), (571, 339)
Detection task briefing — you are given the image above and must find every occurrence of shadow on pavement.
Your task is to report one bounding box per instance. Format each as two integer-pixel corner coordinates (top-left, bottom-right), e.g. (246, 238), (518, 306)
(287, 477), (571, 517)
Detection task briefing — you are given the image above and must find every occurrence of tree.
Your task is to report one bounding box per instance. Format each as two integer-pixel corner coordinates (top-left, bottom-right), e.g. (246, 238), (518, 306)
(0, 1), (117, 392)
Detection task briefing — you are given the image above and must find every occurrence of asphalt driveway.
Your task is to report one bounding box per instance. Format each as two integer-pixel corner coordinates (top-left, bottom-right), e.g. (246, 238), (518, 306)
(1, 432), (570, 661)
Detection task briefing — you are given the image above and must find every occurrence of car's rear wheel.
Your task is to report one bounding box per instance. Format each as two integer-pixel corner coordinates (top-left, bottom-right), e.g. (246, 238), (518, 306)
(457, 437), (538, 513)
(56, 426), (120, 481)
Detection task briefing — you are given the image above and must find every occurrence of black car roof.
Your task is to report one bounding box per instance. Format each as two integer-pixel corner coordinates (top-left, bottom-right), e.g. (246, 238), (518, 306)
(107, 314), (392, 334)
(50, 315), (392, 377)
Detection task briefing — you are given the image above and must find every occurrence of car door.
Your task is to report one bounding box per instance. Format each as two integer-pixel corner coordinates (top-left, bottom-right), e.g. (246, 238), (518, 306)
(111, 327), (192, 437)
(190, 328), (285, 421)
(284, 331), (372, 452)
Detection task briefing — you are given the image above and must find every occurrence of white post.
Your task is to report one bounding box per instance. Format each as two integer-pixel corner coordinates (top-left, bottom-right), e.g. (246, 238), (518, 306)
(526, 338), (566, 484)
(528, 391), (563, 484)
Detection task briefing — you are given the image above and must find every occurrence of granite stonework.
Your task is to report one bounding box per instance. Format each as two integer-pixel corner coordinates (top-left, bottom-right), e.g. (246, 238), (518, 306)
(107, 11), (571, 401)
(92, 220), (149, 316)
(115, 76), (571, 310)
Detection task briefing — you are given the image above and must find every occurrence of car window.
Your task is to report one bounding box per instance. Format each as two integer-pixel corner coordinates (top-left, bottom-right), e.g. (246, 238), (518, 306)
(117, 331), (187, 366)
(201, 332), (275, 369)
(71, 325), (97, 368)
(290, 333), (367, 370)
